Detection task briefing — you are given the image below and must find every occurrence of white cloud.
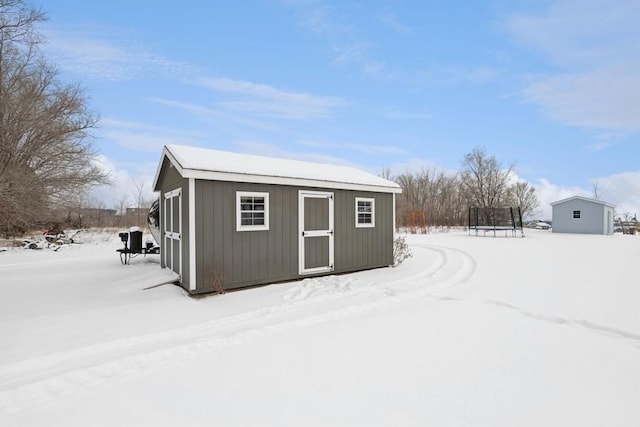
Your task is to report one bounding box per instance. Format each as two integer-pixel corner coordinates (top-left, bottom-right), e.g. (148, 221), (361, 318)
(362, 60), (386, 76)
(277, 0), (386, 76)
(147, 98), (222, 118)
(89, 155), (156, 210)
(104, 132), (192, 153)
(586, 142), (613, 152)
(148, 98), (285, 132)
(99, 118), (204, 152)
(507, 0), (640, 132)
(387, 157), (458, 178)
(531, 178), (589, 220)
(378, 13), (411, 33)
(385, 110), (432, 120)
(590, 171), (640, 217)
(507, 0), (640, 66)
(296, 139), (404, 156)
(523, 65), (640, 131)
(196, 78), (344, 120)
(42, 26), (197, 81)
(343, 142), (404, 156)
(231, 140), (357, 167)
(416, 64), (500, 86)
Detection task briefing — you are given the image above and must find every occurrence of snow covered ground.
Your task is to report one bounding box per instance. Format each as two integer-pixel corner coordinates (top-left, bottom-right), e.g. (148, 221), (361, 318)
(1, 229), (639, 426)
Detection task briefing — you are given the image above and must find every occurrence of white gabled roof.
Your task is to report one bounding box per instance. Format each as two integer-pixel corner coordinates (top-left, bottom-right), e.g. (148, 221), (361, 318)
(152, 144), (402, 193)
(551, 195), (615, 208)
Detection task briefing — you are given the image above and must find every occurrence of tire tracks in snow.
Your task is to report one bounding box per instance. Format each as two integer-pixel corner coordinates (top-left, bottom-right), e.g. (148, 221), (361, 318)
(0, 243), (475, 415)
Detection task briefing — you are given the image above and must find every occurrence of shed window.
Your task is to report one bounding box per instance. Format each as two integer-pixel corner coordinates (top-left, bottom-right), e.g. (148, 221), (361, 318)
(355, 197), (375, 228)
(237, 192), (269, 231)
(573, 210), (581, 219)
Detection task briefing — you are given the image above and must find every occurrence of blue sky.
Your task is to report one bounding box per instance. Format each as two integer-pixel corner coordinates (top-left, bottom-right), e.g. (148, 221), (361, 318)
(37, 0), (640, 218)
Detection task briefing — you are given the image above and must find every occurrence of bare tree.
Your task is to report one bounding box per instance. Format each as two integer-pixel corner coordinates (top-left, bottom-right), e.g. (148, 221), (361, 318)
(91, 197), (106, 228)
(0, 0), (108, 237)
(507, 181), (539, 220)
(460, 147), (514, 211)
(65, 192), (88, 228)
(131, 179), (152, 228)
(394, 168), (466, 228)
(592, 181), (601, 200)
(116, 193), (130, 228)
(392, 149), (539, 229)
(378, 167), (393, 181)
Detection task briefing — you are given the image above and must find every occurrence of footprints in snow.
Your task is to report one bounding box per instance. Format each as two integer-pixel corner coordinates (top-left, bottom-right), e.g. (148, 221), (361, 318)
(433, 297), (640, 349)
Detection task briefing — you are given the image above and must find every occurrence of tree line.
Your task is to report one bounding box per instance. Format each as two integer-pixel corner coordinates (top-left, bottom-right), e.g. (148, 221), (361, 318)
(391, 148), (539, 229)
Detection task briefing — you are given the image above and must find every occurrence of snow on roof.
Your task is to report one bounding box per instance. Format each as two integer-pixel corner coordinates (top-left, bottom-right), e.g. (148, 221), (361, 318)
(153, 144), (401, 193)
(551, 195), (615, 208)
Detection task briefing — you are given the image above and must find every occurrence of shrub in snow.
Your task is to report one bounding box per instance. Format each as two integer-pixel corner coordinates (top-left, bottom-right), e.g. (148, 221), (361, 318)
(204, 266), (226, 294)
(393, 235), (412, 267)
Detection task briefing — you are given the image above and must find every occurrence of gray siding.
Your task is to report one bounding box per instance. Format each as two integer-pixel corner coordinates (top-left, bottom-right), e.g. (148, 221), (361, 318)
(194, 181), (298, 292)
(333, 190), (394, 274)
(552, 199), (610, 235)
(192, 181), (394, 293)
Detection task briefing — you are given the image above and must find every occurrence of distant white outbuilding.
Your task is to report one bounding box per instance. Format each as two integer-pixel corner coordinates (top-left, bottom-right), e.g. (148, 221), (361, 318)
(551, 196), (615, 235)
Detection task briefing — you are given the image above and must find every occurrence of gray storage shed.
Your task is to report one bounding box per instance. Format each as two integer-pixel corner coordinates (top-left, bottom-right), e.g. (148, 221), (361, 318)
(152, 144), (402, 294)
(551, 196), (615, 235)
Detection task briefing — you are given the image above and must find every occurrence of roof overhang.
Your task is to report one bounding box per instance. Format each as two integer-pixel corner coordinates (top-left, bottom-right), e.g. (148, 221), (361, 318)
(153, 145), (402, 194)
(551, 195), (615, 208)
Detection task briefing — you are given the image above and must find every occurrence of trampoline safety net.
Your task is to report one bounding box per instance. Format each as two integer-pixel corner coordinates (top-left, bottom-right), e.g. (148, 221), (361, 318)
(468, 207), (524, 237)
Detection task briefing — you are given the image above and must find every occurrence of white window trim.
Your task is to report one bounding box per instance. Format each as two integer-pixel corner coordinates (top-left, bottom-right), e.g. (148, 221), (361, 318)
(355, 197), (375, 228)
(236, 191), (269, 231)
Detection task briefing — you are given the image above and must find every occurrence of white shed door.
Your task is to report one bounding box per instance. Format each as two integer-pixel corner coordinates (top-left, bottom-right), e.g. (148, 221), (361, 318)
(298, 191), (334, 275)
(163, 188), (182, 279)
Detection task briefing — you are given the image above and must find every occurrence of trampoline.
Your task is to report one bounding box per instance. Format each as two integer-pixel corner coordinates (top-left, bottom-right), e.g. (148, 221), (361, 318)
(468, 207), (524, 237)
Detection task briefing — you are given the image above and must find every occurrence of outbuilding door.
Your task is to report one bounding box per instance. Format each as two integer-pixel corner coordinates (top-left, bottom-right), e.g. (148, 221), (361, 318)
(299, 190), (334, 275)
(163, 188), (182, 279)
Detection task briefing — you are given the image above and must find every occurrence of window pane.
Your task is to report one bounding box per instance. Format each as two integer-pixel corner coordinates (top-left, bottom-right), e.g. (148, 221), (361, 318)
(237, 192), (269, 230)
(241, 212), (265, 226)
(356, 198), (374, 226)
(241, 212), (252, 225)
(358, 213), (372, 224)
(359, 201), (372, 212)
